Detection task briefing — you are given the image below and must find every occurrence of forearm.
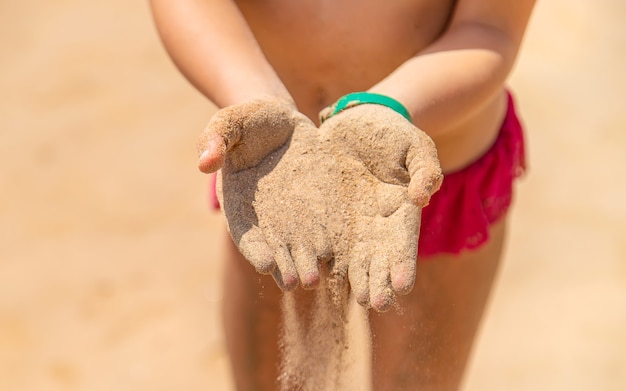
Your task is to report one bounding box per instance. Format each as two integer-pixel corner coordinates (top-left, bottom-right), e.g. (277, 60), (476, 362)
(370, 22), (518, 136)
(149, 0), (291, 107)
(370, 0), (536, 136)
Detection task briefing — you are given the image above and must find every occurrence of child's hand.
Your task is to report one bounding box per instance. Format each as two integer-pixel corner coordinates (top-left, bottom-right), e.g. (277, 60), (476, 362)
(197, 98), (338, 291)
(319, 103), (443, 312)
(197, 97), (297, 174)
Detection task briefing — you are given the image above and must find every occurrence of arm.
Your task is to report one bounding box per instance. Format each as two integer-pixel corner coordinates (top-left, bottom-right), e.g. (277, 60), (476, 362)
(151, 1), (333, 290)
(149, 0), (291, 107)
(369, 0), (536, 135)
(150, 0), (297, 172)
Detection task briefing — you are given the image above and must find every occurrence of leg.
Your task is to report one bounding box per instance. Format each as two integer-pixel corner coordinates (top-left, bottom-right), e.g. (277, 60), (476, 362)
(220, 226), (283, 391)
(220, 224), (319, 391)
(369, 219), (507, 391)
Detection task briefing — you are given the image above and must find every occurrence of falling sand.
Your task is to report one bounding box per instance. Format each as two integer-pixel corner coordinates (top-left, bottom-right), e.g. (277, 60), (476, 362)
(278, 269), (371, 391)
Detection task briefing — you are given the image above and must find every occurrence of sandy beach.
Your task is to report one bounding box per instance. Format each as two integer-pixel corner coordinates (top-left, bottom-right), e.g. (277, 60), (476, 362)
(1, 1), (625, 390)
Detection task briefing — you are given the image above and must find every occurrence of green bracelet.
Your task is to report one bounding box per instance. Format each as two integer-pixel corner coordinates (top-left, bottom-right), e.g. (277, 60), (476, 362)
(322, 92), (413, 123)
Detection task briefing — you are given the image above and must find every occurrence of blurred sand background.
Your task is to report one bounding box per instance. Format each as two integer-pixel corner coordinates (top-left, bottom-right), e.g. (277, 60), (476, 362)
(1, 1), (625, 390)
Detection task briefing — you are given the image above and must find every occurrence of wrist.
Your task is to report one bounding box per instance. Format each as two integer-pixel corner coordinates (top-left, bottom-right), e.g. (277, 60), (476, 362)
(219, 87), (295, 109)
(320, 92), (412, 124)
(208, 67), (294, 108)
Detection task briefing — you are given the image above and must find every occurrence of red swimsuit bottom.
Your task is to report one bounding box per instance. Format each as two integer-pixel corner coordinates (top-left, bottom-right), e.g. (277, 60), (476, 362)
(418, 91), (526, 257)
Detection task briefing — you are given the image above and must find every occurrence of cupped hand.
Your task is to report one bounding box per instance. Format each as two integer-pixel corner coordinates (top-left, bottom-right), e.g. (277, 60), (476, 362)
(198, 97), (339, 291)
(319, 104), (443, 311)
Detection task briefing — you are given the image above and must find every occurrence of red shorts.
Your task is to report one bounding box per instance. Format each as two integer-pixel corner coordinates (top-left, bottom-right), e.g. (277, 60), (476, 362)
(209, 92), (526, 257)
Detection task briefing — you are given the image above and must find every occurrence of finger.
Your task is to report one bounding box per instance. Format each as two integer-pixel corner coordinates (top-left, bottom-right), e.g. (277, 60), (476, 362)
(368, 252), (394, 313)
(237, 227), (276, 275)
(267, 240), (299, 291)
(197, 108), (242, 173)
(290, 244), (320, 290)
(408, 172), (442, 207)
(348, 242), (373, 308)
(406, 132), (443, 207)
(388, 205), (420, 295)
(197, 132), (226, 173)
(390, 255), (417, 296)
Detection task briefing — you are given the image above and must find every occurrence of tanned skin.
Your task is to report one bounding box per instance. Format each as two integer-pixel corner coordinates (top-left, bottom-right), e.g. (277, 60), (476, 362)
(150, 0), (535, 389)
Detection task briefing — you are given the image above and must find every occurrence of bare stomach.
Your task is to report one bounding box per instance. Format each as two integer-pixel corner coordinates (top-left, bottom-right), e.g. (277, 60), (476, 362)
(236, 0), (506, 173)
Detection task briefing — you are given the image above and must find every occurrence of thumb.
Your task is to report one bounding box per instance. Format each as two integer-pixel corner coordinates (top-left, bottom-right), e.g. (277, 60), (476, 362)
(198, 98), (299, 173)
(196, 105), (246, 174)
(406, 131), (443, 207)
(197, 130), (227, 174)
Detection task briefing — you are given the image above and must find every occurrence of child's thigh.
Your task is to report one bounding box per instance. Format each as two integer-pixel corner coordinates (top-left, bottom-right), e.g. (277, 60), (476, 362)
(220, 229), (284, 389)
(368, 219), (507, 390)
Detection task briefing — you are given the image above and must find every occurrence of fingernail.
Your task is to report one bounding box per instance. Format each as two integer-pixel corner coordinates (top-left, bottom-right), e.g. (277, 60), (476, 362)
(373, 295), (393, 312)
(302, 271), (320, 289)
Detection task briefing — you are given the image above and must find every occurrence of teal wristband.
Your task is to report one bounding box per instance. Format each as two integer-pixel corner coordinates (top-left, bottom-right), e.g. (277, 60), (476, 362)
(322, 92), (412, 123)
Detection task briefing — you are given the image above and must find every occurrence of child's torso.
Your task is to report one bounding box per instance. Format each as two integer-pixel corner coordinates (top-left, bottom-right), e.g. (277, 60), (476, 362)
(236, 0), (506, 173)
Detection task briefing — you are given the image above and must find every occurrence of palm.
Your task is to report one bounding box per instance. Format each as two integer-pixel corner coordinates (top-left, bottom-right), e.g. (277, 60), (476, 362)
(218, 118), (339, 290)
(320, 104), (442, 311)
